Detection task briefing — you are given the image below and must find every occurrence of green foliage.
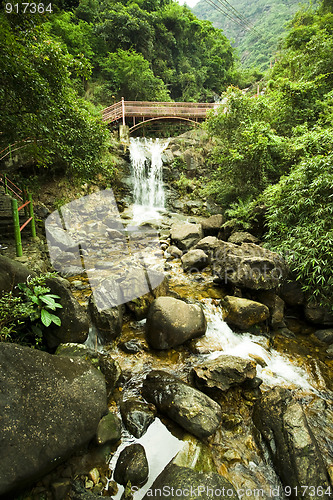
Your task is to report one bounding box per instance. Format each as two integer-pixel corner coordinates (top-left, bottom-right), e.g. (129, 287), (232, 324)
(0, 12), (108, 175)
(264, 154), (333, 309)
(0, 273), (62, 348)
(101, 49), (170, 101)
(203, 88), (290, 206)
(224, 197), (259, 230)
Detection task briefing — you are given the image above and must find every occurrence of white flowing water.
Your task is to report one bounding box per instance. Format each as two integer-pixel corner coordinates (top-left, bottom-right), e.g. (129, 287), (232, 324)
(129, 137), (169, 222)
(201, 300), (318, 393)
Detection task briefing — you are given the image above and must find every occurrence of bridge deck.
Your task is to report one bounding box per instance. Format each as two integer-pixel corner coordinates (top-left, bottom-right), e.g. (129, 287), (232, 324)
(102, 100), (216, 126)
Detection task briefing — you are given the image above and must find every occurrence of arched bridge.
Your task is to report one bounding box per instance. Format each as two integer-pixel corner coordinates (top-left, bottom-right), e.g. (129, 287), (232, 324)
(101, 98), (217, 132)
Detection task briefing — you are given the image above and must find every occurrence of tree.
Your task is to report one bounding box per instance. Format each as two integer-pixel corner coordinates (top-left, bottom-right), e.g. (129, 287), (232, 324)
(101, 49), (170, 101)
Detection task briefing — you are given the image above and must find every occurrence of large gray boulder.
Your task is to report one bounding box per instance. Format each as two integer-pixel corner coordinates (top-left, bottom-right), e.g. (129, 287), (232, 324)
(142, 370), (222, 439)
(253, 387), (331, 499)
(222, 296), (270, 330)
(181, 249), (208, 272)
(145, 297), (207, 350)
(304, 302), (333, 326)
(170, 223), (203, 250)
(56, 343), (121, 398)
(0, 343), (107, 498)
(45, 276), (89, 349)
(211, 241), (288, 291)
(0, 255), (35, 293)
(142, 464), (239, 499)
(191, 355), (257, 393)
(200, 214), (224, 236)
(89, 287), (123, 343)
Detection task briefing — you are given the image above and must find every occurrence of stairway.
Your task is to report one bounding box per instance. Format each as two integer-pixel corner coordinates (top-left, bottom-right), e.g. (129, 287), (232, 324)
(0, 187), (26, 242)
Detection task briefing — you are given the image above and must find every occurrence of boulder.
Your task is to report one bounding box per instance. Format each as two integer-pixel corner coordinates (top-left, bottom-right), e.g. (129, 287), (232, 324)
(170, 223), (203, 250)
(142, 370), (222, 439)
(126, 274), (169, 320)
(200, 214), (224, 236)
(142, 464), (239, 499)
(193, 236), (220, 255)
(45, 276), (89, 349)
(181, 249), (208, 272)
(253, 387), (331, 500)
(55, 343), (121, 398)
(0, 343), (107, 498)
(228, 231), (259, 245)
(191, 355), (257, 394)
(304, 302), (333, 326)
(165, 245), (183, 259)
(0, 255), (35, 293)
(120, 399), (155, 438)
(212, 241), (288, 291)
(314, 329), (333, 344)
(114, 444), (149, 486)
(222, 296), (270, 330)
(279, 280), (304, 306)
(256, 291), (285, 329)
(89, 291), (122, 343)
(96, 412), (122, 445)
(145, 297), (207, 350)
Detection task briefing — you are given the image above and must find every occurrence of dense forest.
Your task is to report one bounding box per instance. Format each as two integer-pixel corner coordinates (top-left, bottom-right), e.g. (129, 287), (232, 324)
(192, 0), (317, 70)
(0, 0), (332, 309)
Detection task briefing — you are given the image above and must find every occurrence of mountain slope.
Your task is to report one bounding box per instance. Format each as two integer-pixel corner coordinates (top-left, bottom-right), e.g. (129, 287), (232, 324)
(192, 0), (315, 69)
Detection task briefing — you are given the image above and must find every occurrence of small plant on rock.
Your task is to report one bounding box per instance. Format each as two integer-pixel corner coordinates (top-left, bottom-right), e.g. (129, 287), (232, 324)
(0, 272), (62, 348)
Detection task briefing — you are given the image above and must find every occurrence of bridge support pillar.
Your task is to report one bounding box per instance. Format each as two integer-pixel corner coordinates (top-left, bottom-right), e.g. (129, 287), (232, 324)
(119, 125), (129, 143)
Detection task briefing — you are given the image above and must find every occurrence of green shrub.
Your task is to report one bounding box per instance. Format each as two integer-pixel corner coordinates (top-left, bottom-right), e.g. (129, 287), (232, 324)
(0, 273), (62, 348)
(264, 154), (333, 309)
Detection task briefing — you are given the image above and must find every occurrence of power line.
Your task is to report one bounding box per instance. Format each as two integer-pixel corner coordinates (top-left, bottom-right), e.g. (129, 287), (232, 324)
(203, 0), (247, 30)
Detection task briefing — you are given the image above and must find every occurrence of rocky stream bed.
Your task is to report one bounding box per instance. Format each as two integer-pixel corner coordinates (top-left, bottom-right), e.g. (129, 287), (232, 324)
(0, 136), (333, 500)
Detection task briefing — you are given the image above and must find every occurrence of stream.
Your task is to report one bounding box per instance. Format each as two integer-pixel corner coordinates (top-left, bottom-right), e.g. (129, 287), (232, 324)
(73, 137), (332, 499)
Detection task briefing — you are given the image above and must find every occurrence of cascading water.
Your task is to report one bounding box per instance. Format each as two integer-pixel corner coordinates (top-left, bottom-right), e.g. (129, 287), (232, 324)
(129, 137), (169, 221)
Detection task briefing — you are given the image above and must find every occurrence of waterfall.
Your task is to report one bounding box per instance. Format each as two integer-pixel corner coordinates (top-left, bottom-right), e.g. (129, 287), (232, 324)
(129, 137), (168, 221)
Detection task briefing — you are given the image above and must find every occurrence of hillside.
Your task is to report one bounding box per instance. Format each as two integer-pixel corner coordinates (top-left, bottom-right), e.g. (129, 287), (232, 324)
(192, 0), (316, 69)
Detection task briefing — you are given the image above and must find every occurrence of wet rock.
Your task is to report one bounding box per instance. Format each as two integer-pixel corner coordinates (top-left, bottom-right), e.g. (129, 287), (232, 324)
(120, 399), (155, 438)
(44, 276), (89, 349)
(279, 280), (304, 306)
(212, 241), (288, 291)
(200, 214), (224, 236)
(56, 343), (121, 398)
(193, 236), (220, 255)
(326, 345), (333, 358)
(145, 297), (207, 349)
(126, 273), (169, 320)
(256, 291), (285, 329)
(181, 249), (208, 272)
(51, 479), (72, 500)
(89, 290), (123, 343)
(114, 444), (149, 486)
(0, 343), (107, 498)
(119, 340), (142, 353)
(142, 370), (222, 439)
(253, 387), (331, 499)
(228, 231), (259, 245)
(304, 302), (333, 326)
(0, 255), (35, 293)
(191, 355), (257, 393)
(170, 223), (203, 250)
(222, 296), (270, 330)
(314, 329), (333, 344)
(71, 481), (104, 499)
(96, 412), (122, 445)
(165, 245), (183, 259)
(142, 464), (239, 499)
(46, 224), (78, 251)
